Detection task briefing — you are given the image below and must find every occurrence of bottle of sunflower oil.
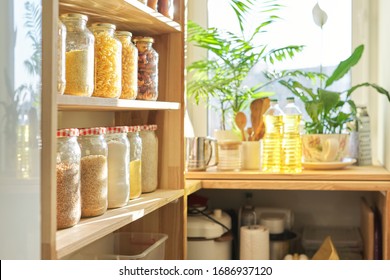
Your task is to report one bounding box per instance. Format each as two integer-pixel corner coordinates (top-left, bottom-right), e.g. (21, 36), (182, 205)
(282, 97), (302, 173)
(261, 99), (284, 172)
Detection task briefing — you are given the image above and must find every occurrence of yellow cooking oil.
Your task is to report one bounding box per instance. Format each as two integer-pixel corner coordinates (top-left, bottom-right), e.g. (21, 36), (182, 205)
(282, 97), (302, 173)
(261, 99), (284, 173)
(129, 159), (142, 199)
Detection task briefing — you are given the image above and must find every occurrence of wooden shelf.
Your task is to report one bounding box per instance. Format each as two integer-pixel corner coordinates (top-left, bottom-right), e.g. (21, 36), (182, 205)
(185, 166), (390, 191)
(59, 0), (181, 35)
(57, 95), (181, 111)
(56, 189), (184, 259)
(185, 180), (202, 196)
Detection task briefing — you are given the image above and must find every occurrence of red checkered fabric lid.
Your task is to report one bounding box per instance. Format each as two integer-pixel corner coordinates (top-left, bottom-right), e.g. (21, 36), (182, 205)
(78, 127), (107, 136)
(127, 125), (141, 133)
(139, 124), (157, 131)
(106, 126), (128, 134)
(57, 128), (79, 137)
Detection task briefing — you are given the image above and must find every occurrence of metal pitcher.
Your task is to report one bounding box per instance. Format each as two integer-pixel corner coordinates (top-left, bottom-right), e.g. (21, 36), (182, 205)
(185, 137), (218, 171)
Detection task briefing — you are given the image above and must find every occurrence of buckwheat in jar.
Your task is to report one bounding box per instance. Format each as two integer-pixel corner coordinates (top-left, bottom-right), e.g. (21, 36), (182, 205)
(90, 23), (122, 98)
(105, 126), (130, 208)
(78, 127), (108, 217)
(139, 125), (158, 193)
(115, 31), (138, 100)
(60, 13), (94, 97)
(133, 36), (159, 101)
(127, 126), (142, 199)
(56, 128), (81, 229)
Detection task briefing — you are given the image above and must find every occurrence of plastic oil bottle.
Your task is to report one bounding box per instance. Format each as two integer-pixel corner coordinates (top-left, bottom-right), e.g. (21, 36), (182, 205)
(261, 99), (284, 172)
(282, 97), (302, 173)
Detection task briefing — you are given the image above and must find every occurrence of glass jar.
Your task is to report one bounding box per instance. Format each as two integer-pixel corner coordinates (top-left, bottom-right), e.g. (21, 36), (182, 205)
(217, 140), (242, 171)
(137, 0), (147, 4)
(57, 19), (66, 95)
(105, 126), (130, 208)
(133, 36), (159, 101)
(139, 125), (158, 193)
(147, 0), (158, 10)
(78, 127), (108, 217)
(127, 126), (142, 199)
(56, 128), (81, 229)
(60, 13), (94, 97)
(115, 31), (138, 100)
(158, 0), (173, 18)
(90, 23), (122, 98)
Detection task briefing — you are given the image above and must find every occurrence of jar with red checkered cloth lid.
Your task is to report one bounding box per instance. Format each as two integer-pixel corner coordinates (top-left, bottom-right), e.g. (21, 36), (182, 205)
(105, 126), (130, 208)
(127, 125), (142, 199)
(56, 128), (81, 229)
(139, 124), (158, 193)
(78, 127), (108, 217)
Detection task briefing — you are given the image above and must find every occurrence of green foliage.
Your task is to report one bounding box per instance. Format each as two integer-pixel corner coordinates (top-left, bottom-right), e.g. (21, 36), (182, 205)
(273, 44), (390, 134)
(186, 0), (303, 130)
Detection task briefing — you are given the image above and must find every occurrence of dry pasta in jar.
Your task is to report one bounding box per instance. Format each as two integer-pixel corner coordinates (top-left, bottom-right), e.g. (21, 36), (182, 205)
(78, 127), (108, 217)
(139, 124), (158, 193)
(56, 128), (81, 229)
(105, 126), (130, 208)
(91, 23), (122, 98)
(60, 13), (94, 97)
(115, 31), (138, 100)
(133, 36), (159, 101)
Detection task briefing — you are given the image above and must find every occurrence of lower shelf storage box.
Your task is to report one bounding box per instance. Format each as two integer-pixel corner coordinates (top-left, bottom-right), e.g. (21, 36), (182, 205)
(109, 232), (168, 260)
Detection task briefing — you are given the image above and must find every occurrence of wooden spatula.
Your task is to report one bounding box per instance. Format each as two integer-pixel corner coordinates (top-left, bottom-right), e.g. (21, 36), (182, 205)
(250, 98), (270, 141)
(235, 112), (247, 141)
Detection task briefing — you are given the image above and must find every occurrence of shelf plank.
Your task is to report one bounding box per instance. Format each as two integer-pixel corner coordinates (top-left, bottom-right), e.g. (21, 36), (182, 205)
(59, 0), (181, 35)
(56, 189), (184, 259)
(57, 95), (181, 111)
(185, 180), (202, 196)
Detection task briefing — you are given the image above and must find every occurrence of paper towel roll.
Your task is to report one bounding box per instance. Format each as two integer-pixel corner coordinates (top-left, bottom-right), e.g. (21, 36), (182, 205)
(240, 225), (270, 260)
(260, 213), (285, 234)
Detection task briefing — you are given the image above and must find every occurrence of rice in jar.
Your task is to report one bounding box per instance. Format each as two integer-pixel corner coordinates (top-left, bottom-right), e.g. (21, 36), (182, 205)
(139, 124), (158, 193)
(78, 127), (108, 217)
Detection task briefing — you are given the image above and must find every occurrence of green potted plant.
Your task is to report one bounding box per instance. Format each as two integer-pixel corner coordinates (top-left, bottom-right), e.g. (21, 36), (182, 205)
(272, 44), (390, 162)
(186, 0), (303, 133)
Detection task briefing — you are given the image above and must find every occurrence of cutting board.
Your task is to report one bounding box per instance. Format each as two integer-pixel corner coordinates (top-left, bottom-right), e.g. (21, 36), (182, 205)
(360, 198), (374, 260)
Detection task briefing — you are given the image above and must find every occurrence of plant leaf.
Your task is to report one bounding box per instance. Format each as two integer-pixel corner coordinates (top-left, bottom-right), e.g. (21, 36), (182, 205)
(318, 88), (340, 115)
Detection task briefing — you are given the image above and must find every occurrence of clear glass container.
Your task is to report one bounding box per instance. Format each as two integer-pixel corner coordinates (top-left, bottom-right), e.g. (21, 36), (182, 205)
(217, 140), (242, 171)
(115, 31), (138, 100)
(133, 36), (159, 101)
(57, 19), (66, 95)
(56, 128), (81, 229)
(139, 125), (158, 193)
(127, 126), (142, 199)
(105, 126), (130, 208)
(78, 127), (108, 217)
(60, 13), (94, 97)
(90, 23), (122, 98)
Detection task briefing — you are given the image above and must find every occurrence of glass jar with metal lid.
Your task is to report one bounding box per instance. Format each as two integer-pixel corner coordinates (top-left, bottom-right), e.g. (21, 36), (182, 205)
(115, 31), (138, 100)
(139, 124), (158, 193)
(90, 23), (122, 98)
(57, 19), (66, 95)
(133, 36), (159, 101)
(78, 127), (108, 217)
(60, 13), (94, 97)
(56, 128), (81, 229)
(105, 126), (130, 208)
(127, 126), (142, 199)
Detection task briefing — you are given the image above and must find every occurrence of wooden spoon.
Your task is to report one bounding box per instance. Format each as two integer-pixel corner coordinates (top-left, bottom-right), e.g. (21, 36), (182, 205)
(251, 98), (271, 141)
(235, 112), (247, 141)
(247, 127), (253, 141)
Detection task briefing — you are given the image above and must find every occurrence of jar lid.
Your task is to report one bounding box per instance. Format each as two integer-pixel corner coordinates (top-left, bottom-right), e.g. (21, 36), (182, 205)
(90, 22), (116, 31)
(115, 30), (133, 37)
(60, 13), (88, 21)
(57, 128), (79, 137)
(139, 124), (157, 131)
(127, 125), (141, 133)
(133, 36), (154, 43)
(79, 127), (107, 136)
(106, 126), (129, 134)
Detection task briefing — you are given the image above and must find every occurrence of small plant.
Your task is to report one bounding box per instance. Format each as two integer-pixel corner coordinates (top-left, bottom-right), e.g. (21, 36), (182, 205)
(186, 0), (303, 130)
(269, 44), (390, 134)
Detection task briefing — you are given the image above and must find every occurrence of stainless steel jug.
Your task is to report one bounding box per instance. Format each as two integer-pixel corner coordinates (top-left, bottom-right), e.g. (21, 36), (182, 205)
(185, 137), (218, 171)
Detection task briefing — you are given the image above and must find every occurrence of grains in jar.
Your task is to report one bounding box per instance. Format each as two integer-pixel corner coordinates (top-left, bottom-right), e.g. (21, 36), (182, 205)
(57, 19), (66, 95)
(78, 127), (108, 217)
(91, 23), (122, 98)
(115, 31), (138, 100)
(56, 128), (81, 229)
(60, 13), (94, 97)
(139, 125), (158, 193)
(127, 126), (142, 199)
(105, 126), (130, 208)
(133, 36), (159, 101)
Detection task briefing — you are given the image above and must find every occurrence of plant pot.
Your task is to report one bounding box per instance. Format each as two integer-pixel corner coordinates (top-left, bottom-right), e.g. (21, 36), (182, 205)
(301, 134), (350, 162)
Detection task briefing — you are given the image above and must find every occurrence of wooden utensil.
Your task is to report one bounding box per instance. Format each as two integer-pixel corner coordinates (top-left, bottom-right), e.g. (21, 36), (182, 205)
(250, 98), (270, 141)
(235, 112), (247, 141)
(247, 127), (253, 141)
